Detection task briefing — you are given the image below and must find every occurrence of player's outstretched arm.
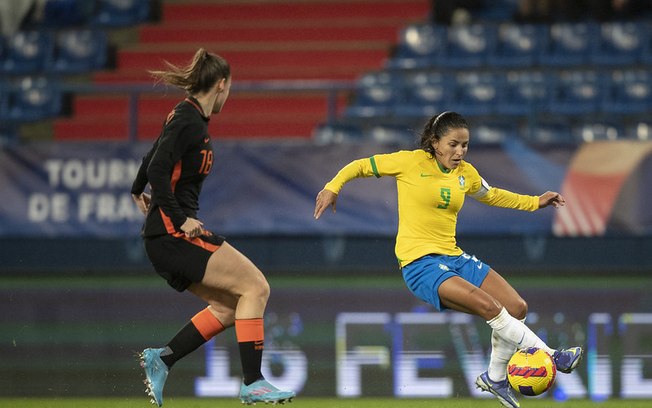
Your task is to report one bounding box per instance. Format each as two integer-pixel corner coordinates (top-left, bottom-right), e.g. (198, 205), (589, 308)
(314, 189), (338, 219)
(538, 191), (566, 209)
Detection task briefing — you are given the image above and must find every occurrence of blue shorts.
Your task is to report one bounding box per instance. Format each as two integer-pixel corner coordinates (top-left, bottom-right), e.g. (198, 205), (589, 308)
(401, 253), (491, 311)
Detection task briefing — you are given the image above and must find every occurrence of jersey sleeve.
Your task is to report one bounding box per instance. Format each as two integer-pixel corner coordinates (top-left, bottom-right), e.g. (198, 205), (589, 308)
(323, 151), (407, 193)
(146, 115), (200, 229)
(130, 139), (158, 195)
(466, 166), (539, 212)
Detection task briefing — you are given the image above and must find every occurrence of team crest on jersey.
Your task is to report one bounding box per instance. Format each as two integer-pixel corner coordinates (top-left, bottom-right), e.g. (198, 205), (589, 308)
(458, 176), (466, 189)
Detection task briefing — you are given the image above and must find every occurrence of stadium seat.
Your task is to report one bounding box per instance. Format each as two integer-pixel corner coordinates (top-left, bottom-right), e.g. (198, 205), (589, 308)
(522, 118), (574, 144)
(601, 69), (652, 114)
(642, 23), (652, 64)
(0, 80), (10, 121)
(591, 21), (645, 66)
(548, 70), (603, 115)
(472, 120), (518, 144)
(312, 122), (364, 144)
(365, 123), (416, 144)
(41, 0), (94, 27)
(624, 120), (652, 141)
(441, 23), (495, 68)
(91, 0), (150, 27)
(1, 31), (54, 74)
(471, 0), (519, 21)
(0, 122), (18, 145)
(386, 24), (446, 69)
(7, 77), (62, 121)
(488, 23), (546, 68)
(498, 70), (553, 116)
(49, 29), (108, 73)
(395, 71), (453, 118)
(540, 22), (594, 66)
(450, 71), (503, 116)
(344, 71), (402, 118)
(572, 120), (624, 143)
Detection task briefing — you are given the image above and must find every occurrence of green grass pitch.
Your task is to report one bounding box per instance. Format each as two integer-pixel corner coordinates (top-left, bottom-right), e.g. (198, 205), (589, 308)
(1, 398), (651, 408)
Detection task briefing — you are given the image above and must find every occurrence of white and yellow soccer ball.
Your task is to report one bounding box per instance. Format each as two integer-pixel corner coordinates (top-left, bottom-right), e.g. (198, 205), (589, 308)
(507, 347), (557, 396)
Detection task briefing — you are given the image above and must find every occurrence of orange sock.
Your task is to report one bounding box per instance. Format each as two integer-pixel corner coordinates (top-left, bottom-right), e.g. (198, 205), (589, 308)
(160, 308), (225, 368)
(235, 318), (264, 385)
(191, 308), (226, 340)
(235, 318), (264, 344)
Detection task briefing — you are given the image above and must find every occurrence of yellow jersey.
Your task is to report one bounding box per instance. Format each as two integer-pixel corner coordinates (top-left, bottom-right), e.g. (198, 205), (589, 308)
(324, 149), (540, 267)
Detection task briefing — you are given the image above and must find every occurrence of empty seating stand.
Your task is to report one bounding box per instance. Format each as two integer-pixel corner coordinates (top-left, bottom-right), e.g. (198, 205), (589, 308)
(1, 31), (53, 74)
(49, 29), (108, 74)
(6, 76), (62, 122)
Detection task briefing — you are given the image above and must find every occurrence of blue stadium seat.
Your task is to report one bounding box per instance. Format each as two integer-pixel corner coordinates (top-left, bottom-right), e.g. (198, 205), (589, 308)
(472, 0), (519, 21)
(0, 122), (18, 145)
(591, 22), (646, 66)
(624, 120), (652, 141)
(1, 31), (54, 74)
(49, 29), (108, 73)
(548, 70), (603, 115)
(572, 120), (624, 143)
(313, 123), (364, 144)
(41, 0), (94, 27)
(386, 24), (446, 69)
(441, 23), (495, 68)
(472, 120), (518, 144)
(450, 71), (503, 116)
(7, 77), (62, 121)
(521, 118), (574, 144)
(498, 70), (553, 116)
(92, 0), (150, 26)
(365, 123), (416, 144)
(395, 71), (453, 118)
(0, 80), (10, 121)
(488, 23), (546, 68)
(540, 22), (595, 66)
(602, 69), (652, 114)
(344, 71), (402, 118)
(643, 23), (652, 64)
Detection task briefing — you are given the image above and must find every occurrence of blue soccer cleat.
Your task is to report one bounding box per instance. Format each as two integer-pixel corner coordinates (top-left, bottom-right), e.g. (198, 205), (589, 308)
(553, 346), (583, 374)
(139, 347), (169, 407)
(476, 371), (520, 408)
(239, 378), (295, 405)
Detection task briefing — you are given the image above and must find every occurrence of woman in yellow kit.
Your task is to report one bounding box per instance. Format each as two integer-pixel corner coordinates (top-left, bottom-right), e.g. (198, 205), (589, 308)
(314, 111), (583, 408)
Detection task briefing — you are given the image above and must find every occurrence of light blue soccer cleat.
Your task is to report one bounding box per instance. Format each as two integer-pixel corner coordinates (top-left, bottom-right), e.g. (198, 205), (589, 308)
(476, 371), (520, 408)
(553, 346), (584, 374)
(139, 348), (169, 407)
(239, 378), (295, 405)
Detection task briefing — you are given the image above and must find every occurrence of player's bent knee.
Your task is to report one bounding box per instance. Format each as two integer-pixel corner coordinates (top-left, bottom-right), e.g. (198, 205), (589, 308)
(241, 275), (270, 302)
(504, 297), (528, 320)
(477, 298), (503, 320)
(514, 298), (528, 320)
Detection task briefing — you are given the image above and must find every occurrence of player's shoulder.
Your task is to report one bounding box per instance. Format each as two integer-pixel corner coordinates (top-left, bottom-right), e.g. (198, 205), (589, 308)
(457, 160), (482, 179)
(391, 149), (431, 160)
(458, 159), (477, 172)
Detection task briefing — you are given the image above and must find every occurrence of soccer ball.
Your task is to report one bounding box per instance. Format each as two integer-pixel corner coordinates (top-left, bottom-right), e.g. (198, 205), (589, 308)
(507, 347), (557, 396)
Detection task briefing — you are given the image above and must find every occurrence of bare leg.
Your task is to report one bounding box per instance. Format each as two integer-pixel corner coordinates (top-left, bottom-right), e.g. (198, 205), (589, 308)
(194, 241), (270, 320)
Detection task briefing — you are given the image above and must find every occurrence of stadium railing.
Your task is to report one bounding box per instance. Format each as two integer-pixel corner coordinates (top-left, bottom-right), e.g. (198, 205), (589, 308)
(54, 79), (356, 142)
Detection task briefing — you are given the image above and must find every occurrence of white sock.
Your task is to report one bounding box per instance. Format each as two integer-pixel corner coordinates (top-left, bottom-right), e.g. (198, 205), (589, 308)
(487, 307), (555, 355)
(487, 316), (528, 382)
(487, 329), (515, 382)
